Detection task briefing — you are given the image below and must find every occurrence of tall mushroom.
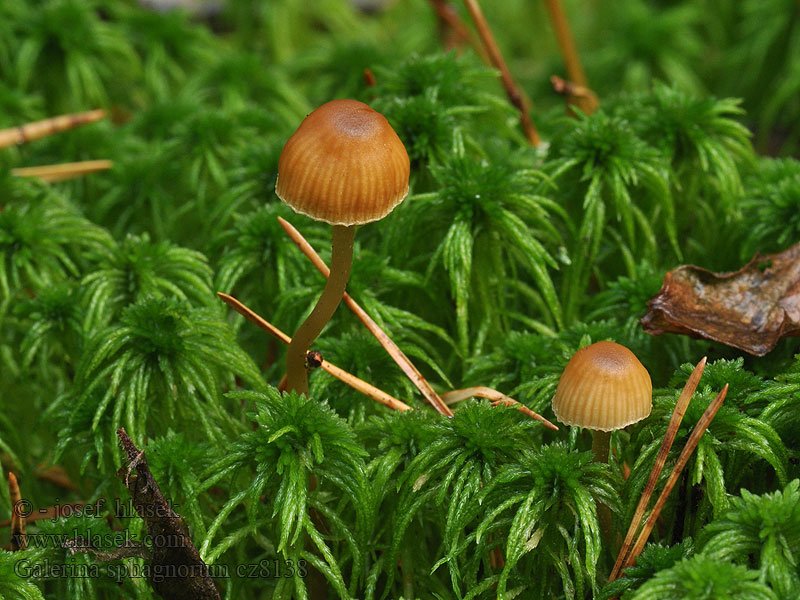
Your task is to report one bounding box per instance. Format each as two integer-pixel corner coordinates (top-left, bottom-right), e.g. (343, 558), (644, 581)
(552, 341), (652, 463)
(275, 99), (410, 394)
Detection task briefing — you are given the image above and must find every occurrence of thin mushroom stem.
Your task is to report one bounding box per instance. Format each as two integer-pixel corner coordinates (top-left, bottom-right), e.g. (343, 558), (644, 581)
(0, 501), (87, 528)
(285, 224), (355, 394)
(591, 430), (611, 463)
(278, 216), (453, 416)
(591, 429), (613, 544)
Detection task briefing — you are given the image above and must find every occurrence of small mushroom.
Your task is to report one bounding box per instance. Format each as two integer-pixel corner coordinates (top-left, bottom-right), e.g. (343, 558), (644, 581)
(552, 341), (652, 542)
(552, 341), (652, 463)
(276, 99), (410, 394)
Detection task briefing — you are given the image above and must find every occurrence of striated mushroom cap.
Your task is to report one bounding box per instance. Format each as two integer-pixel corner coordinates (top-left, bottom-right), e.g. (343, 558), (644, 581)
(275, 99), (410, 226)
(552, 341), (652, 432)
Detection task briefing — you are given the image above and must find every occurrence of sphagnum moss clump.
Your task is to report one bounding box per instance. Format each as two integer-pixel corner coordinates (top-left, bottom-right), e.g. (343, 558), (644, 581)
(1, 2), (799, 599)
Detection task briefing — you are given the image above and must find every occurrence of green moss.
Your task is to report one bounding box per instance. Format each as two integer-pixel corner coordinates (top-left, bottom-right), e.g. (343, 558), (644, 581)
(1, 2), (799, 598)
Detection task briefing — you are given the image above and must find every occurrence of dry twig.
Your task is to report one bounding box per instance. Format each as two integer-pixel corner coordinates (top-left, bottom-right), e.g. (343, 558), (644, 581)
(621, 384), (729, 573)
(0, 109), (106, 148)
(441, 386), (558, 430)
(11, 159), (113, 182)
(34, 462), (80, 492)
(609, 356), (707, 581)
(550, 75), (598, 115)
(543, 0), (597, 114)
(217, 292), (411, 412)
(462, 0), (541, 146)
(114, 429), (220, 599)
(8, 473), (26, 550)
(428, 0), (486, 58)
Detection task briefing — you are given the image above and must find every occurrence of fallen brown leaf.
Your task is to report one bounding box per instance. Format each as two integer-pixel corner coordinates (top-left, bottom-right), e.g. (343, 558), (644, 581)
(641, 241), (800, 356)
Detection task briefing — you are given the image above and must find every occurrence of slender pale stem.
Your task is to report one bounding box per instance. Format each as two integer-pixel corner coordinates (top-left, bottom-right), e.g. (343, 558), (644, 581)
(0, 501), (87, 528)
(591, 429), (613, 545)
(550, 75), (598, 115)
(285, 225), (355, 394)
(401, 546), (415, 599)
(591, 429), (611, 463)
(278, 217), (453, 416)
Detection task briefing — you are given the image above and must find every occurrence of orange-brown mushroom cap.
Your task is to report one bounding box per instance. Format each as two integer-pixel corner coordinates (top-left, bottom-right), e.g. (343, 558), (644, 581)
(552, 341), (652, 432)
(275, 99), (410, 226)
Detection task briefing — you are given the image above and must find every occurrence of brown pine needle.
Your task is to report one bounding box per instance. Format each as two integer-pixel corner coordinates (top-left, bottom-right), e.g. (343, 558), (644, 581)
(462, 0), (541, 146)
(428, 0), (486, 59)
(34, 462), (80, 492)
(0, 109), (106, 148)
(218, 292), (290, 344)
(622, 383), (728, 573)
(277, 216), (453, 417)
(441, 386), (558, 430)
(217, 292), (411, 412)
(550, 75), (599, 115)
(8, 473), (26, 550)
(543, 0), (596, 114)
(11, 159), (113, 182)
(609, 356), (707, 582)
